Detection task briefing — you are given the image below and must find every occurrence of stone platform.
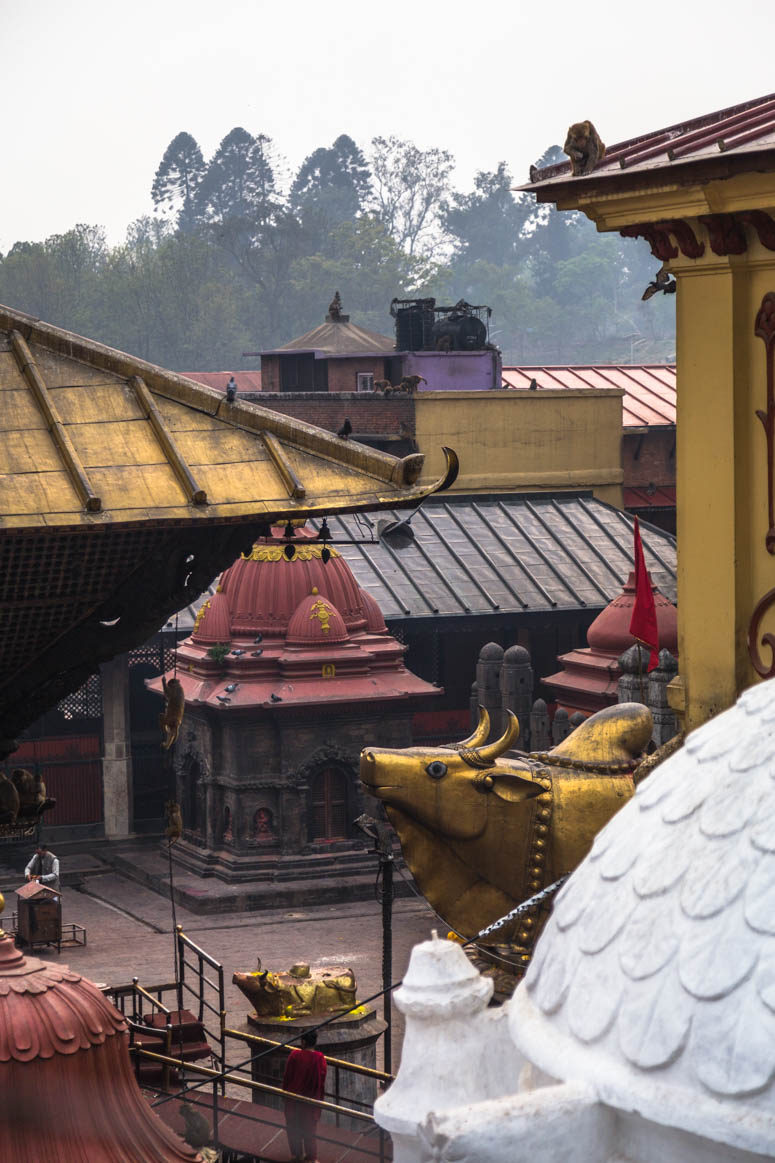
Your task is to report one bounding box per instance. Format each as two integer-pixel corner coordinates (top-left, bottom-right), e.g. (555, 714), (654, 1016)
(104, 841), (416, 914)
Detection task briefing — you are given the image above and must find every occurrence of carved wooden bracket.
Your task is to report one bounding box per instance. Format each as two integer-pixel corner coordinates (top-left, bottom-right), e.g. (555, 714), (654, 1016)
(698, 214), (747, 256)
(622, 211), (775, 261)
(739, 211), (775, 251)
(754, 291), (775, 554)
(619, 219), (704, 260)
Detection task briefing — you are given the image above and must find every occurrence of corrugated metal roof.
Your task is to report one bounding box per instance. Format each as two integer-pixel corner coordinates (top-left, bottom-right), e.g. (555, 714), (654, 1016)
(183, 371), (262, 393)
(317, 496), (675, 619)
(501, 365), (676, 428)
(176, 494), (676, 629)
(523, 92), (775, 190)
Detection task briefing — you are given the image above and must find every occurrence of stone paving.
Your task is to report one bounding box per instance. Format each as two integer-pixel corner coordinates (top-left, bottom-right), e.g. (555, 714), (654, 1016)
(13, 871), (437, 1069)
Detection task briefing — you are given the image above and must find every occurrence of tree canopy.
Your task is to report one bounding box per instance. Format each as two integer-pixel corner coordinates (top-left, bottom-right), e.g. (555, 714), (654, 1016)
(0, 129), (675, 370)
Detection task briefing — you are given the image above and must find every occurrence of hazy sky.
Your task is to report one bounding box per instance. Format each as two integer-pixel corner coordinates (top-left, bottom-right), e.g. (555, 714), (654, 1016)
(1, 0), (772, 252)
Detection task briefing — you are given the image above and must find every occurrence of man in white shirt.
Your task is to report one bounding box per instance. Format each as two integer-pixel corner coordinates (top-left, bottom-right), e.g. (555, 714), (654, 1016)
(25, 844), (60, 891)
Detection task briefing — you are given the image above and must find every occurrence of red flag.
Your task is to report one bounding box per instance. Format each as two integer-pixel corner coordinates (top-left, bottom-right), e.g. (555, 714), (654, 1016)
(629, 516), (659, 671)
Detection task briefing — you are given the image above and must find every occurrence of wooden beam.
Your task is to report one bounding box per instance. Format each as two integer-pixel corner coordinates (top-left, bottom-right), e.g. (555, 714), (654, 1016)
(10, 330), (101, 512)
(260, 431), (306, 499)
(129, 375), (207, 505)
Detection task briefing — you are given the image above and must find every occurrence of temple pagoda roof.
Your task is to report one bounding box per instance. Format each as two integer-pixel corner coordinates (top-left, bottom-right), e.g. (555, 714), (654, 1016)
(521, 91), (775, 200)
(263, 318), (396, 357)
(0, 303), (454, 745)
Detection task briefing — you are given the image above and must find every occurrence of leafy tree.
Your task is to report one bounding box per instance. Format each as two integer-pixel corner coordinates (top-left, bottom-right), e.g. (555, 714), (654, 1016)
(369, 136), (453, 256)
(290, 135), (371, 252)
(151, 132), (206, 232)
(197, 128), (280, 227)
(442, 163), (532, 268)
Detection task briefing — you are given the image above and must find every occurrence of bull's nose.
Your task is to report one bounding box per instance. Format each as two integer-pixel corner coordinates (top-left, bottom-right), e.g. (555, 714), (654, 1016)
(360, 750), (376, 779)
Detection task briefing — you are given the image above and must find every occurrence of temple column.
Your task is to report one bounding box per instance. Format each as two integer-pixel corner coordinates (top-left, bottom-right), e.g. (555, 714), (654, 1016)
(100, 654), (134, 839)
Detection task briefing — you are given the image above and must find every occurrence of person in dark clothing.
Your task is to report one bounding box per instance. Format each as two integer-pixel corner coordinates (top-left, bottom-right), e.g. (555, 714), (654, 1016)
(282, 1029), (327, 1163)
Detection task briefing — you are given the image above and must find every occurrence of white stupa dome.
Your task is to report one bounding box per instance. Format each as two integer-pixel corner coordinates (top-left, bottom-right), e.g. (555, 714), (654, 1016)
(510, 680), (775, 1157)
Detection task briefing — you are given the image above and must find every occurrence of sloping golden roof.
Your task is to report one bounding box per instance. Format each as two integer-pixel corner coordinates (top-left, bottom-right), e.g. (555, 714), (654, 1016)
(0, 304), (455, 746)
(0, 305), (440, 530)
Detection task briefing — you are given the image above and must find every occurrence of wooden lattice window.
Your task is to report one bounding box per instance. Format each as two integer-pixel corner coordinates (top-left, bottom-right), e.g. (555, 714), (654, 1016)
(309, 767), (348, 841)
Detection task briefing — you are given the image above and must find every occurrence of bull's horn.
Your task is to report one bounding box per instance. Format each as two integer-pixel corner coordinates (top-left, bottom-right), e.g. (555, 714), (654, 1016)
(462, 710), (520, 766)
(454, 707), (491, 749)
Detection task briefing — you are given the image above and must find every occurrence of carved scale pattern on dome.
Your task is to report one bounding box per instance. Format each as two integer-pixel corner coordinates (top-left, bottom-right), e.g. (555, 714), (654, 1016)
(524, 680), (775, 1100)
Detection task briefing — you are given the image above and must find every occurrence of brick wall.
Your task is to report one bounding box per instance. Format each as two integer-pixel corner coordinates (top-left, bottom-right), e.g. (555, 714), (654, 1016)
(327, 357), (391, 393)
(248, 392), (415, 440)
(622, 427), (675, 489)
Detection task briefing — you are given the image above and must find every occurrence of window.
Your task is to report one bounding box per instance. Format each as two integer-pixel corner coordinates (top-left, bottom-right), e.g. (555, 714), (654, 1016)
(357, 373), (374, 393)
(309, 767), (348, 840)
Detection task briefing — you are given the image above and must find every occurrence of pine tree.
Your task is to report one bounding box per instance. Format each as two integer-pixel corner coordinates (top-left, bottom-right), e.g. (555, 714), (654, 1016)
(196, 127), (279, 226)
(290, 135), (371, 251)
(151, 132), (206, 232)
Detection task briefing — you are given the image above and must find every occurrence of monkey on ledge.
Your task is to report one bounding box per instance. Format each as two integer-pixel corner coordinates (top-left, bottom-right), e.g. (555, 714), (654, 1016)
(563, 120), (606, 176)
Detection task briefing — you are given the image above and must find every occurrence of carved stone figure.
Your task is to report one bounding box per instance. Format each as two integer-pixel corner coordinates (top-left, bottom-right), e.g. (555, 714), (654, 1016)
(233, 961), (357, 1019)
(359, 702), (651, 950)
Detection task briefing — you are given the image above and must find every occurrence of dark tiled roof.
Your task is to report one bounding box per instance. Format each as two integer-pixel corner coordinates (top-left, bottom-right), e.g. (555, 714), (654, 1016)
(524, 92), (775, 190)
(502, 365), (676, 427)
(178, 495), (676, 628)
(322, 495), (676, 619)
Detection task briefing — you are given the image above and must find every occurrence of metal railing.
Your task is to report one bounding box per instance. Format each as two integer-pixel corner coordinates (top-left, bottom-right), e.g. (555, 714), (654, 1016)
(175, 924), (226, 1078)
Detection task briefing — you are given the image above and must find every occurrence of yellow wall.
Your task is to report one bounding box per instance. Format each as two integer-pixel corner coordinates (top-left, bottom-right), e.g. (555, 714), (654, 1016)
(558, 170), (775, 730)
(414, 389), (623, 505)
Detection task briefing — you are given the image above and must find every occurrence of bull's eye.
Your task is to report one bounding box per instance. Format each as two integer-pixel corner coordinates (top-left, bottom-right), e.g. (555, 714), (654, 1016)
(426, 761), (448, 780)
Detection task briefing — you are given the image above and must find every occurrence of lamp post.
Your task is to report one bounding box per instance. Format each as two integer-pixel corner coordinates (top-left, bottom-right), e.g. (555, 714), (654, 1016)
(355, 814), (395, 1075)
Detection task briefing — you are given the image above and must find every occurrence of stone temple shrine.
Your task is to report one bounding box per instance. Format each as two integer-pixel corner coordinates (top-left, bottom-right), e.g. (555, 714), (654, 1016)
(153, 526), (438, 885)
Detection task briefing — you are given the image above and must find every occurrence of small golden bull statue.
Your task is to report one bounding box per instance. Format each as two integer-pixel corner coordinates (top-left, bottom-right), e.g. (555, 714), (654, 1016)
(360, 702), (652, 958)
(233, 960), (357, 1019)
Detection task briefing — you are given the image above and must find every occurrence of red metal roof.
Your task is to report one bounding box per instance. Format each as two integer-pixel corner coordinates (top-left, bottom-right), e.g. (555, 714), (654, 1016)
(524, 92), (775, 188)
(501, 365), (675, 428)
(623, 486), (676, 509)
(183, 371), (262, 393)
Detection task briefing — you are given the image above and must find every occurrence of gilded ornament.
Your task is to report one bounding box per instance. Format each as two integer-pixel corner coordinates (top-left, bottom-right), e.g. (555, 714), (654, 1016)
(309, 598), (332, 634)
(241, 544), (340, 563)
(359, 701), (652, 955)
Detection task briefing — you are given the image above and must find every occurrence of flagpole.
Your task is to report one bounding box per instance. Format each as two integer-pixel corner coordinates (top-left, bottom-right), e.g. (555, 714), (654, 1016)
(636, 641), (646, 703)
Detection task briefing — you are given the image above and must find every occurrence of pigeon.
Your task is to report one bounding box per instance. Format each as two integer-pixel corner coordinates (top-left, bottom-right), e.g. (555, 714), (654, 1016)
(642, 268), (677, 301)
(251, 649), (263, 657)
(254, 634), (263, 644)
(337, 418), (352, 439)
(216, 695), (231, 704)
(528, 378), (538, 390)
(232, 649), (245, 656)
(226, 376), (237, 403)
(270, 693), (283, 702)
(225, 683), (238, 693)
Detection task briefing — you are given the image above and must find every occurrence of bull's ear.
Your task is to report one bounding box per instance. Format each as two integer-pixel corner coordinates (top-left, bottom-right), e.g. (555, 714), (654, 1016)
(487, 771), (544, 804)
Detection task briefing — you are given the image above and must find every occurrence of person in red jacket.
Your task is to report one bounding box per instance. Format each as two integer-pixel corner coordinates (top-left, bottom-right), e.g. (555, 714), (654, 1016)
(282, 1029), (327, 1163)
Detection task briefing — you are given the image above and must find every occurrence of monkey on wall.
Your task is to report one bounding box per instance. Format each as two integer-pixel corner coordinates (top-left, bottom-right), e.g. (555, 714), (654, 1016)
(11, 769), (35, 813)
(398, 375), (426, 393)
(0, 772), (20, 824)
(160, 675), (185, 750)
(563, 121), (606, 176)
(373, 379), (391, 391)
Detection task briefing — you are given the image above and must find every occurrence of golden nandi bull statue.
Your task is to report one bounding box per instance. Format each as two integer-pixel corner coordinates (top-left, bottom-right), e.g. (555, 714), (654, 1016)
(360, 702), (652, 959)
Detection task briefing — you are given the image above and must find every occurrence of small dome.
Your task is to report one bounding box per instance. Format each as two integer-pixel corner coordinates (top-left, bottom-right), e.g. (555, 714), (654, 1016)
(511, 678), (775, 1157)
(479, 642), (504, 661)
(220, 531), (367, 637)
(0, 915), (197, 1160)
(192, 588), (231, 645)
(587, 570), (677, 655)
(361, 589), (387, 633)
(503, 645), (530, 664)
(286, 589), (348, 645)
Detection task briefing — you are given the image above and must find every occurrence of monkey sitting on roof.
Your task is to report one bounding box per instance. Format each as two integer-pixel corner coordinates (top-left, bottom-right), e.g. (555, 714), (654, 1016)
(563, 120), (606, 176)
(159, 675), (185, 750)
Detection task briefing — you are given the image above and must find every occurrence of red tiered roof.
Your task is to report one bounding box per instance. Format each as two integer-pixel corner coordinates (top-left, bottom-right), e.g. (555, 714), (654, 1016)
(152, 528), (438, 711)
(542, 571), (677, 716)
(0, 918), (197, 1161)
